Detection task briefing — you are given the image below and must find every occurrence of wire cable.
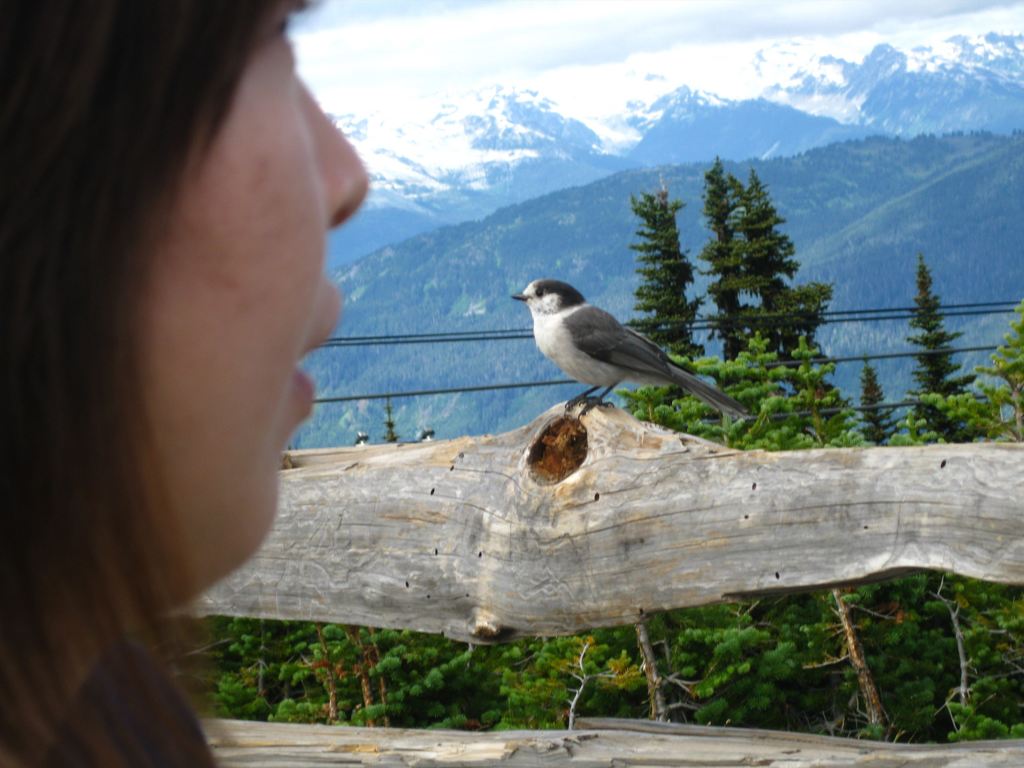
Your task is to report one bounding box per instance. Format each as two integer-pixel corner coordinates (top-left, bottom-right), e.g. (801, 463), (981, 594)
(317, 301), (1019, 349)
(313, 344), (999, 404)
(315, 379), (571, 404)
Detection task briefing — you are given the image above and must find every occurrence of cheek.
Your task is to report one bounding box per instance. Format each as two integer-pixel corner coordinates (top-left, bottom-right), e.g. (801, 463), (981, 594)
(137, 41), (352, 594)
(139, 260), (293, 592)
(140, 156), (329, 591)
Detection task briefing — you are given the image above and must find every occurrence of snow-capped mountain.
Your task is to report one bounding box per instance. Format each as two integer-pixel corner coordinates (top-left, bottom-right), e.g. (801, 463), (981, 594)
(623, 86), (728, 134)
(326, 34), (1024, 269)
(627, 86), (871, 164)
(326, 86), (633, 268)
(762, 33), (1024, 134)
(332, 86), (624, 217)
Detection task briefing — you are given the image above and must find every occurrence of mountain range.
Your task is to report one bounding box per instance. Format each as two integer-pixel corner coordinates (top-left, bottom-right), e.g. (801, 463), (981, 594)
(326, 33), (1024, 268)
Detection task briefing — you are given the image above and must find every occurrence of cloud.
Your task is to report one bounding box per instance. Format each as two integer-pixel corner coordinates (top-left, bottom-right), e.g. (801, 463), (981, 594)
(294, 0), (1024, 113)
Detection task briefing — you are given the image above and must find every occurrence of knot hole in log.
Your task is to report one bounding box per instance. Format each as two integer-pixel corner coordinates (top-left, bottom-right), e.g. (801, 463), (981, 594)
(527, 416), (588, 484)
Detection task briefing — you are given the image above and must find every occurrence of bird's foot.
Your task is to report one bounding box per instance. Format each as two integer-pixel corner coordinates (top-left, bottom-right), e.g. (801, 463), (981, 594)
(565, 394), (594, 411)
(566, 385), (609, 414)
(578, 397), (614, 417)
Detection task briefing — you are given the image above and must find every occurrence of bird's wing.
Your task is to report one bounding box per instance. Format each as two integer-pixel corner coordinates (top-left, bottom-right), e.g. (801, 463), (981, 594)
(563, 307), (672, 377)
(565, 306), (749, 418)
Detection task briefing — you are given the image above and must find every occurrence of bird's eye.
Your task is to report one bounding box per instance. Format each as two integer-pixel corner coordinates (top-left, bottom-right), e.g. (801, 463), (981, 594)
(536, 287), (545, 297)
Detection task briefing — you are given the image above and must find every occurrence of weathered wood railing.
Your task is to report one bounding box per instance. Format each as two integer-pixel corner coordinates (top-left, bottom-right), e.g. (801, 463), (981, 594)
(196, 404), (1024, 766)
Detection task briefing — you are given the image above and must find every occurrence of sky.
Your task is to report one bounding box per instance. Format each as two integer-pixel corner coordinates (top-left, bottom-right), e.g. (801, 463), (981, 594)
(293, 0), (1024, 122)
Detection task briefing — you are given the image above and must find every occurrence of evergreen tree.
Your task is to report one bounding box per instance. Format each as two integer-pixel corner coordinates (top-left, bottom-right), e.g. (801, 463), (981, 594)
(699, 158), (743, 358)
(974, 299), (1024, 442)
(767, 282), (834, 359)
(859, 362), (895, 445)
(497, 632), (644, 729)
(731, 170), (832, 356)
(621, 334), (861, 451)
(731, 170), (796, 303)
(907, 253), (972, 441)
(628, 183), (703, 358)
(383, 397), (400, 443)
(923, 298), (1024, 443)
(700, 165), (832, 359)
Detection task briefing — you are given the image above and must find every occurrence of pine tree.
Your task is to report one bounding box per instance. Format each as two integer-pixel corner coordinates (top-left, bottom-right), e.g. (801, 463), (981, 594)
(963, 299), (1024, 442)
(923, 299), (1024, 443)
(628, 183), (703, 358)
(383, 397), (400, 443)
(699, 158), (743, 359)
(859, 362), (895, 445)
(907, 253), (972, 441)
(766, 282), (833, 359)
(732, 169), (832, 356)
(700, 165), (831, 359)
(731, 170), (796, 303)
(621, 334), (861, 451)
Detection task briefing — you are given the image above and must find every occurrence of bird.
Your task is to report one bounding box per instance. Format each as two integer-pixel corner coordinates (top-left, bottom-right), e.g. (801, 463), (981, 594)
(512, 278), (748, 418)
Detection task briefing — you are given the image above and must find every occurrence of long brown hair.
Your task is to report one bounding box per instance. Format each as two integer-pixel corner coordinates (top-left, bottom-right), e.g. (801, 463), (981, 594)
(1, 1), (290, 762)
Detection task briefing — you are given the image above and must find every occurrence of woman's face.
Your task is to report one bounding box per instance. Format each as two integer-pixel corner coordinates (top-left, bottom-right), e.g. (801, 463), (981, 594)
(142, 12), (367, 595)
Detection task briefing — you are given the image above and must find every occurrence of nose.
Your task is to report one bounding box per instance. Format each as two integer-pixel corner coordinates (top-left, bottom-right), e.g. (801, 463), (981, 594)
(301, 84), (368, 230)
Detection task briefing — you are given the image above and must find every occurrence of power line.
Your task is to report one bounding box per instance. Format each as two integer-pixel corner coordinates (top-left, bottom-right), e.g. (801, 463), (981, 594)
(315, 379), (570, 404)
(713, 306), (1013, 329)
(763, 344), (998, 369)
(824, 300), (1013, 315)
(317, 301), (1019, 349)
(319, 331), (532, 348)
(313, 344), (999, 405)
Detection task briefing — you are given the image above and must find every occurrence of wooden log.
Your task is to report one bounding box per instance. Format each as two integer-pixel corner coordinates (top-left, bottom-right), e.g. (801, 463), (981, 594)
(196, 404), (1024, 643)
(205, 717), (1024, 766)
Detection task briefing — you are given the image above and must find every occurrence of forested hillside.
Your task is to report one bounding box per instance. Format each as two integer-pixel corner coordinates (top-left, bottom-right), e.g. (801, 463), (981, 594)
(298, 132), (1024, 447)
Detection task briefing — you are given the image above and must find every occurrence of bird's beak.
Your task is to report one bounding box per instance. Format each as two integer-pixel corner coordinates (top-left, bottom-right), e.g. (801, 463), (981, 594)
(511, 293), (527, 302)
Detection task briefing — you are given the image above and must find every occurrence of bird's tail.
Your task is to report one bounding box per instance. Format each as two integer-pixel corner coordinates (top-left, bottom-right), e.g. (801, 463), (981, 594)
(666, 367), (749, 419)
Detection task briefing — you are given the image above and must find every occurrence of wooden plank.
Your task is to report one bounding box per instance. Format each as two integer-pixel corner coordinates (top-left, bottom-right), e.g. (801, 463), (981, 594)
(196, 404), (1024, 643)
(205, 718), (1024, 766)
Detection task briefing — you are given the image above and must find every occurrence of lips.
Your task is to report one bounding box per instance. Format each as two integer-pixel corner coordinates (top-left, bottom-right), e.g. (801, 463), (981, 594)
(301, 283), (342, 357)
(289, 283), (340, 421)
(292, 367), (315, 403)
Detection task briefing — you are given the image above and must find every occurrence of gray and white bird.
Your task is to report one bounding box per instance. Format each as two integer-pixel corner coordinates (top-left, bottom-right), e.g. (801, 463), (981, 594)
(512, 278), (748, 418)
